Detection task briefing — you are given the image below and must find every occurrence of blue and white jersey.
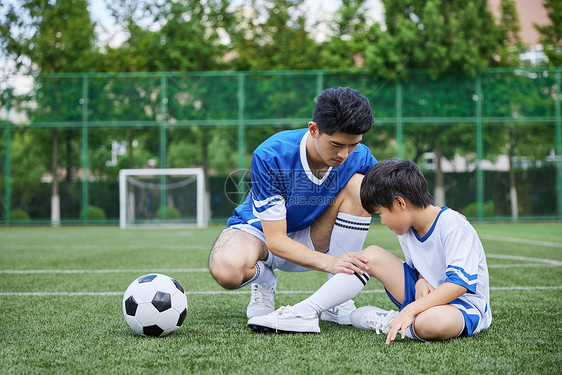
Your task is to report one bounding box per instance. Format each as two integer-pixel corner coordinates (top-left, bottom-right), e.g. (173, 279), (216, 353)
(397, 207), (492, 335)
(227, 128), (376, 234)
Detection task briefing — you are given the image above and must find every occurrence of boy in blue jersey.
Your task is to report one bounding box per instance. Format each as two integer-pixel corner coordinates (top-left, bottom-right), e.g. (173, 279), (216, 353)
(248, 159), (492, 343)
(209, 87), (377, 324)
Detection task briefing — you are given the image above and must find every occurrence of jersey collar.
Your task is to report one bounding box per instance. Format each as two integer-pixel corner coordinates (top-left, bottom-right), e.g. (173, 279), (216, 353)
(413, 206), (449, 242)
(300, 130), (332, 186)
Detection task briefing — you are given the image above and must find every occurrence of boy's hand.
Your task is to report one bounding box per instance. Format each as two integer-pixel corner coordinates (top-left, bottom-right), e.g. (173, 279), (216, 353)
(386, 307), (415, 345)
(328, 252), (369, 275)
(415, 279), (434, 300)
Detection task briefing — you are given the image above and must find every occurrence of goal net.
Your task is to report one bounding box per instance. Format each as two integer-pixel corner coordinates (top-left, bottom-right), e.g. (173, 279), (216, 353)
(119, 168), (207, 229)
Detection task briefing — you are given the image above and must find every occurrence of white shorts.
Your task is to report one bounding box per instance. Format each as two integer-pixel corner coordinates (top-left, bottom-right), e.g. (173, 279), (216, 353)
(227, 223), (315, 273)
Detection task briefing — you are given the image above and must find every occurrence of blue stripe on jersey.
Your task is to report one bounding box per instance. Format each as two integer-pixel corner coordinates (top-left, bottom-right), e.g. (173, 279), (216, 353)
(446, 265), (477, 293)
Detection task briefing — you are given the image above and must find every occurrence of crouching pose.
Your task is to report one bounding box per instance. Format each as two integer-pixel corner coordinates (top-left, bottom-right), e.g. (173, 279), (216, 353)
(209, 87), (378, 325)
(248, 159), (492, 344)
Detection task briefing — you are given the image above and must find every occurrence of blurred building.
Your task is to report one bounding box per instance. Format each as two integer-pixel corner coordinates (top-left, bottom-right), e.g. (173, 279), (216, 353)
(488, 0), (551, 64)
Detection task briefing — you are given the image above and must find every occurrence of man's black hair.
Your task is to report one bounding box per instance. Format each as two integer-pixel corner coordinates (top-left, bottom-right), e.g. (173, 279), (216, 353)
(360, 159), (433, 214)
(312, 87), (374, 135)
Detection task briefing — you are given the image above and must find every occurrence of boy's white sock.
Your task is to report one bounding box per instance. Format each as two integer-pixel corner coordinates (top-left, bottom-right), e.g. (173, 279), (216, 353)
(291, 271), (370, 316)
(327, 213), (371, 279)
(404, 319), (425, 341)
(239, 260), (275, 288)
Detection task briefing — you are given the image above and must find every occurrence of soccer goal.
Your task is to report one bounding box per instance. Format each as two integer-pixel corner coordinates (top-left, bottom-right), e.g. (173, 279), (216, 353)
(119, 168), (207, 229)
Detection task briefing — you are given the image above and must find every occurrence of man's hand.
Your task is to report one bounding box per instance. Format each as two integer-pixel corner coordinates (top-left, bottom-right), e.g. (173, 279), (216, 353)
(415, 278), (434, 300)
(327, 252), (369, 275)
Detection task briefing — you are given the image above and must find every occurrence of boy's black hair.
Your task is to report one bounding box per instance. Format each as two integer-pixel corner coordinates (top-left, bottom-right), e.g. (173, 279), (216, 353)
(360, 159), (433, 214)
(312, 87), (374, 135)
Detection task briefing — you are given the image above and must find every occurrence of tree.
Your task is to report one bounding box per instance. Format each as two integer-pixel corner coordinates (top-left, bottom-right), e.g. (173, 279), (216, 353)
(319, 0), (372, 71)
(230, 0), (319, 71)
(535, 0), (562, 66)
(0, 0), (100, 225)
(363, 0), (522, 210)
(364, 0), (520, 80)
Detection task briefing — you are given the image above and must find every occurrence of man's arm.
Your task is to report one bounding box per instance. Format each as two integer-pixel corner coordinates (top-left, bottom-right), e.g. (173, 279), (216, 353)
(261, 219), (369, 275)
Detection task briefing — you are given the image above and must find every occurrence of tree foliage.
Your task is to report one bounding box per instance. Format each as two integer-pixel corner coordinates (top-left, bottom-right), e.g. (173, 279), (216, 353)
(364, 0), (522, 80)
(535, 0), (562, 66)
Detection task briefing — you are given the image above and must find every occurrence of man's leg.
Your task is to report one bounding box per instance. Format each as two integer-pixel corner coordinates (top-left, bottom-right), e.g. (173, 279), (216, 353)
(208, 228), (277, 318)
(310, 174), (371, 254)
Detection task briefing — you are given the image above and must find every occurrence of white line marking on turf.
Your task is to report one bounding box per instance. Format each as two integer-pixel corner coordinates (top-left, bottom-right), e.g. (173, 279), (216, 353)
(1, 286), (561, 296)
(480, 234), (562, 248)
(2, 254), (561, 274)
(0, 268), (209, 274)
(486, 254), (562, 266)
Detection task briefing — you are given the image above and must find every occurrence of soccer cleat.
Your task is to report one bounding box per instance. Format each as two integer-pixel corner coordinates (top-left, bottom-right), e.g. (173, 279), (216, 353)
(248, 306), (320, 333)
(350, 306), (398, 334)
(320, 299), (357, 325)
(246, 273), (278, 319)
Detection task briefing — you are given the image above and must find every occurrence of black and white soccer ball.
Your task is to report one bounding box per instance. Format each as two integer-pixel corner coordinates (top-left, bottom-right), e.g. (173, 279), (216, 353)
(122, 273), (188, 337)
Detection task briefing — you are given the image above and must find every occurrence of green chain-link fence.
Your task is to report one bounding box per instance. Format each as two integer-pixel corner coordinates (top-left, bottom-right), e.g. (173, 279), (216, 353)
(1, 68), (561, 225)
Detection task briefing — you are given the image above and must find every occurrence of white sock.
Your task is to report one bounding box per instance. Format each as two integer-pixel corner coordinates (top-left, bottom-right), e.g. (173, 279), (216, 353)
(238, 260), (275, 288)
(327, 213), (371, 279)
(404, 320), (424, 341)
(291, 272), (370, 316)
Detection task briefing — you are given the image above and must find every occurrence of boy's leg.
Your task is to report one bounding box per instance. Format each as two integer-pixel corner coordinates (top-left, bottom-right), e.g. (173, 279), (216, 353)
(309, 174), (372, 324)
(209, 228), (277, 318)
(292, 246), (404, 316)
(247, 246), (405, 333)
(411, 305), (465, 341)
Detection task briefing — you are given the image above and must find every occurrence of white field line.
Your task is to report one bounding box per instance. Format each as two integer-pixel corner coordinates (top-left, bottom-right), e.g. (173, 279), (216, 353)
(1, 286), (562, 297)
(485, 254), (562, 266)
(0, 244), (209, 251)
(2, 253), (560, 274)
(0, 268), (209, 274)
(480, 234), (562, 248)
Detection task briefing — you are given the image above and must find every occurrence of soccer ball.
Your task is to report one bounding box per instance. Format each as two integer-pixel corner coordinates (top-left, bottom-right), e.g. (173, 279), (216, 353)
(122, 273), (188, 337)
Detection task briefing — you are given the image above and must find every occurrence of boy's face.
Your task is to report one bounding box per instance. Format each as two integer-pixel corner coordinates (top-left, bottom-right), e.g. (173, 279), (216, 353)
(374, 200), (411, 235)
(309, 122), (363, 168)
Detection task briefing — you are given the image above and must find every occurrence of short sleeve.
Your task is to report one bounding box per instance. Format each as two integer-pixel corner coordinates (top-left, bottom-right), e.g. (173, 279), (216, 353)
(443, 229), (478, 294)
(250, 153), (286, 221)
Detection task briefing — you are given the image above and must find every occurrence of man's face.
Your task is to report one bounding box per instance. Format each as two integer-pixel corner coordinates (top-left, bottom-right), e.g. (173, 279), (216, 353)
(310, 124), (363, 168)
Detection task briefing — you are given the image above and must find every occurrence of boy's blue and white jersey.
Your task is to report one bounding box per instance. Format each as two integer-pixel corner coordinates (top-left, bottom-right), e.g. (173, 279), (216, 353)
(398, 207), (492, 334)
(227, 128), (376, 233)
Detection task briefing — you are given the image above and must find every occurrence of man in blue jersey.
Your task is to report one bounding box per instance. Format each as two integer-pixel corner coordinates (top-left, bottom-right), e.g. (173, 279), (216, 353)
(208, 87), (377, 325)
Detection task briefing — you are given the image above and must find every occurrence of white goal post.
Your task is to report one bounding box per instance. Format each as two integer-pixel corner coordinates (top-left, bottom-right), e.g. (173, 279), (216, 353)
(119, 168), (207, 229)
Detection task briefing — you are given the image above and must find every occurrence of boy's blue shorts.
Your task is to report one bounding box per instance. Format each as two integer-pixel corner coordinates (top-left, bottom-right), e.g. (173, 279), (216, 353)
(384, 262), (473, 336)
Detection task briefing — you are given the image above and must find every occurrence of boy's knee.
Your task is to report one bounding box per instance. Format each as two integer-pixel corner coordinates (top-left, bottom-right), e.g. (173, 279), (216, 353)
(414, 308), (464, 341)
(362, 245), (385, 264)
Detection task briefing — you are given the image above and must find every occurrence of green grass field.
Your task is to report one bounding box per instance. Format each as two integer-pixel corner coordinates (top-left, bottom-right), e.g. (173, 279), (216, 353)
(1, 223), (561, 374)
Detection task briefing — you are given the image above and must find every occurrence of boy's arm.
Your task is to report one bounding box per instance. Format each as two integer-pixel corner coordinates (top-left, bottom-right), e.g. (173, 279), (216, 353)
(261, 219), (369, 275)
(415, 274), (434, 300)
(385, 282), (466, 345)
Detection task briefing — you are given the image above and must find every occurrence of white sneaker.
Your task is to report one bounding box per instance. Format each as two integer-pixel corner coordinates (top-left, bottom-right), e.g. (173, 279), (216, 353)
(248, 306), (320, 333)
(246, 273), (278, 319)
(320, 299), (357, 325)
(350, 306), (398, 334)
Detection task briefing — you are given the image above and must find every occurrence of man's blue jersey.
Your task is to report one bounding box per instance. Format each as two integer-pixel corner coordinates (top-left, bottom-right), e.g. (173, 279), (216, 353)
(227, 128), (376, 233)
